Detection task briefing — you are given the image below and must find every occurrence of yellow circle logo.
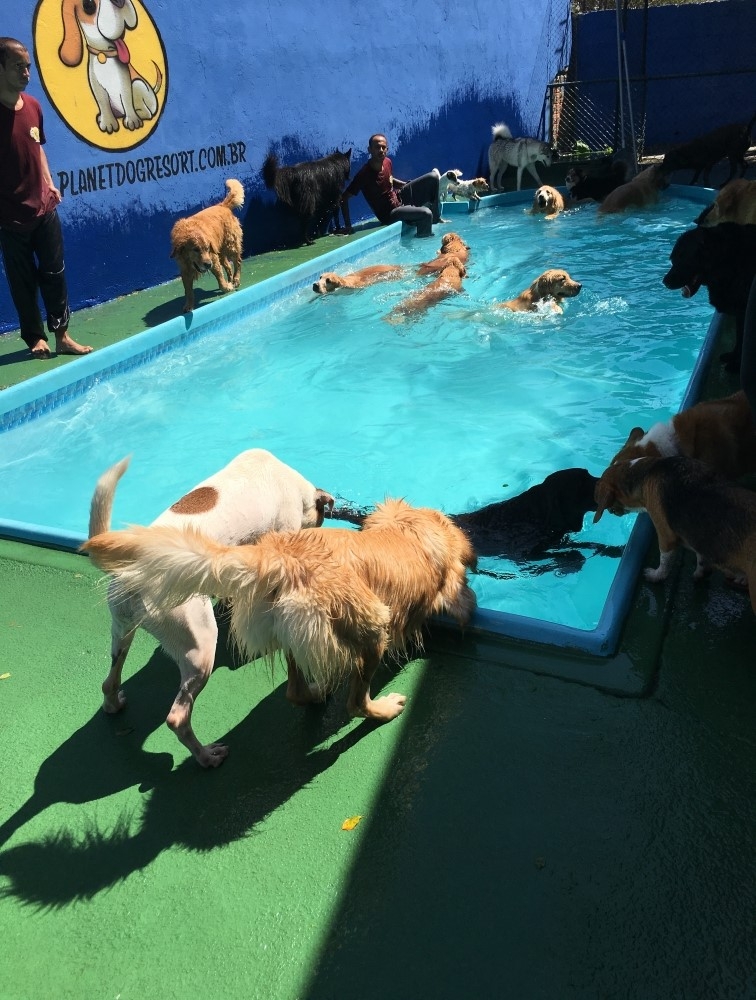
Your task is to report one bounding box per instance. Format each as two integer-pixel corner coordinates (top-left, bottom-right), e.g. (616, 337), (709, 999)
(33, 0), (167, 151)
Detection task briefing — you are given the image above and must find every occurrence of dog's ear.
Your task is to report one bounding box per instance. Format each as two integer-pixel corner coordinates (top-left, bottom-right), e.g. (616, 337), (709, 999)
(59, 0), (85, 67)
(592, 477), (617, 523)
(627, 427), (645, 446)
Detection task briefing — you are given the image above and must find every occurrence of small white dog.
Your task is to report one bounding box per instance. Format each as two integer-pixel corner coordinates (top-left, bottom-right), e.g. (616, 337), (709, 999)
(488, 123), (554, 191)
(446, 177), (490, 202)
(87, 450), (334, 768)
(434, 168), (463, 201)
(59, 0), (162, 133)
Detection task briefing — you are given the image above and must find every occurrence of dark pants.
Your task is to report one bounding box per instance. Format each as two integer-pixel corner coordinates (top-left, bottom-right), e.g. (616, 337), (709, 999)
(389, 171), (442, 237)
(0, 209), (70, 348)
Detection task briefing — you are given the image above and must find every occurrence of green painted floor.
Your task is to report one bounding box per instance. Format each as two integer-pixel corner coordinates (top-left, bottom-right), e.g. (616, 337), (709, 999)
(2, 229), (756, 1000)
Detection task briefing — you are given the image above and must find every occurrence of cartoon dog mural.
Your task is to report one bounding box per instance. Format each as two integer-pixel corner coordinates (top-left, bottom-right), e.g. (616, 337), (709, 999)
(58, 0), (163, 133)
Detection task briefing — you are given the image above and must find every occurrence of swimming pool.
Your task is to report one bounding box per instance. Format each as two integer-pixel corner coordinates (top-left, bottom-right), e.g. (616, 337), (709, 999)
(0, 186), (719, 655)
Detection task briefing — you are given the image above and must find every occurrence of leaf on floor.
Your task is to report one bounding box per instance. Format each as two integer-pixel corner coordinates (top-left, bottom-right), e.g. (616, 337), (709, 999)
(341, 815), (362, 831)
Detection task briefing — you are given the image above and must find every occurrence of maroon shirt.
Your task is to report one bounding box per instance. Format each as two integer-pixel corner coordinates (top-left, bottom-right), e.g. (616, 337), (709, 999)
(344, 155), (401, 224)
(0, 94), (57, 231)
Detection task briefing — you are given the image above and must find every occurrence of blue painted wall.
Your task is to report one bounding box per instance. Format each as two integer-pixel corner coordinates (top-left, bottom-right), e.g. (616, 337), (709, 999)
(0, 0), (571, 334)
(572, 0), (756, 149)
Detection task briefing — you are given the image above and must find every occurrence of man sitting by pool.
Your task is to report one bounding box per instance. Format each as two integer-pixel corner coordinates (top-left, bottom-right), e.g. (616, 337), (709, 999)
(338, 133), (444, 238)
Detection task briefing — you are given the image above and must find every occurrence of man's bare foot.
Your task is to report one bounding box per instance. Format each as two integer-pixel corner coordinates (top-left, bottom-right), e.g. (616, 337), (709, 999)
(29, 338), (52, 359)
(55, 332), (93, 356)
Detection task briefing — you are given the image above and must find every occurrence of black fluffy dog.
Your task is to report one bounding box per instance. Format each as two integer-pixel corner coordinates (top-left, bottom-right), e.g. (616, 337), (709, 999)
(663, 223), (756, 372)
(262, 149), (352, 246)
(330, 468), (602, 570)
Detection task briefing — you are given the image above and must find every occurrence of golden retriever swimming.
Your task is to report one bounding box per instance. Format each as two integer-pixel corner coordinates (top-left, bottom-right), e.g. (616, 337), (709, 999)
(170, 178), (244, 313)
(417, 231), (470, 275)
(696, 178), (756, 227)
(597, 164), (669, 216)
(528, 185), (566, 219)
(312, 265), (406, 294)
(82, 499), (477, 726)
(498, 269), (582, 313)
(386, 258), (467, 323)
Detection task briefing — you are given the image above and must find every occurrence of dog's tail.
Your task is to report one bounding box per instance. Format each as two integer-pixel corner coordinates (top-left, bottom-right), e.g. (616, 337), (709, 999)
(261, 153), (279, 191)
(221, 178), (245, 211)
(88, 456), (131, 539)
(491, 122), (512, 140)
(82, 524), (272, 610)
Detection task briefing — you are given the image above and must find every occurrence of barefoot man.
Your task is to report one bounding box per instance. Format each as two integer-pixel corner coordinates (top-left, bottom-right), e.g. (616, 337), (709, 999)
(0, 37), (92, 359)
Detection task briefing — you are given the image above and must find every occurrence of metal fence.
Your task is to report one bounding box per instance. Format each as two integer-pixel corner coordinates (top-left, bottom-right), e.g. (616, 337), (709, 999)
(547, 76), (646, 160)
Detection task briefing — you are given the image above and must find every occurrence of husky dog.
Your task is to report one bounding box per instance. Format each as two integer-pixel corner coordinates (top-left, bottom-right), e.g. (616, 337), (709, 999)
(488, 123), (555, 192)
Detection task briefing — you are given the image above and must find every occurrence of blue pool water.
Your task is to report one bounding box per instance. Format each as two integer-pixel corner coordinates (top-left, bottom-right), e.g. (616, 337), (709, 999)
(0, 188), (718, 654)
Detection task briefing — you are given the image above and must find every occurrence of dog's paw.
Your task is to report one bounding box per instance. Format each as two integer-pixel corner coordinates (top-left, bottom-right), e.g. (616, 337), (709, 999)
(643, 566), (668, 583)
(365, 692), (407, 722)
(102, 688), (127, 713)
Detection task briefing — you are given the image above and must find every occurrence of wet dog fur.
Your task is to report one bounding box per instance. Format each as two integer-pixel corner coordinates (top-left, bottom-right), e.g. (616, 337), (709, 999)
(312, 265), (406, 294)
(695, 179), (756, 227)
(417, 232), (470, 275)
(528, 185), (566, 219)
(597, 165), (669, 215)
(83, 499), (477, 727)
(386, 257), (466, 322)
(169, 178), (244, 313)
(498, 269), (582, 313)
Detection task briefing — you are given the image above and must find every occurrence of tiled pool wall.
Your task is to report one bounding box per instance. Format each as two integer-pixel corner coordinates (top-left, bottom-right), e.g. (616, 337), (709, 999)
(0, 186), (723, 657)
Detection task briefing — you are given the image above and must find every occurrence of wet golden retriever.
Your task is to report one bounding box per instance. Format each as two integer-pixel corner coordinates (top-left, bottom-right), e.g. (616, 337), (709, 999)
(417, 232), (470, 275)
(528, 185), (566, 219)
(312, 265), (406, 294)
(170, 178), (244, 313)
(82, 499), (477, 725)
(597, 164), (669, 216)
(386, 258), (467, 323)
(498, 269), (582, 313)
(696, 178), (756, 227)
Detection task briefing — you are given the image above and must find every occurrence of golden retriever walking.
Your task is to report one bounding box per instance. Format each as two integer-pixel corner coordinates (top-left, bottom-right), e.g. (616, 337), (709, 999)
(170, 178), (244, 313)
(83, 499), (477, 726)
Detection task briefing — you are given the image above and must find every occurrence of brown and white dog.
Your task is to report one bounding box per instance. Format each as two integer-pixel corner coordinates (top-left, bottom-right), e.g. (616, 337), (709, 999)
(59, 0), (162, 134)
(386, 257), (467, 323)
(593, 454), (756, 603)
(170, 179), (245, 313)
(446, 178), (490, 202)
(82, 499), (477, 729)
(498, 269), (582, 313)
(597, 165), (669, 216)
(528, 185), (566, 219)
(435, 168), (463, 201)
(417, 231), (470, 275)
(312, 265), (406, 294)
(695, 178), (756, 227)
(86, 450), (334, 768)
(605, 391), (756, 483)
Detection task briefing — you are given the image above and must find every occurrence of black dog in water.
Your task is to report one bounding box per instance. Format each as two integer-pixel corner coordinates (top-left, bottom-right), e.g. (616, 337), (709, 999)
(330, 468), (619, 576)
(262, 148), (352, 246)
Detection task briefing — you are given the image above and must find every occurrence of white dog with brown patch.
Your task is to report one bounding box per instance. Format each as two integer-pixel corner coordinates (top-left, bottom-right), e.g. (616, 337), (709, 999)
(87, 450), (334, 768)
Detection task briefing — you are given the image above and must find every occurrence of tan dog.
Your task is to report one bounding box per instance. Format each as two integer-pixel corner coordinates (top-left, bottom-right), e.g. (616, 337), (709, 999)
(82, 499), (477, 727)
(417, 232), (470, 275)
(386, 258), (466, 323)
(446, 178), (490, 202)
(597, 164), (669, 215)
(170, 178), (244, 313)
(605, 391), (756, 482)
(312, 265), (406, 294)
(696, 179), (756, 227)
(87, 450), (334, 768)
(498, 269), (582, 313)
(528, 185), (566, 219)
(593, 454), (756, 603)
